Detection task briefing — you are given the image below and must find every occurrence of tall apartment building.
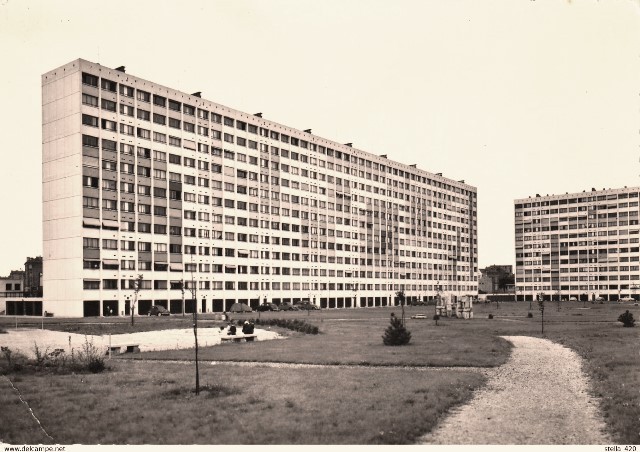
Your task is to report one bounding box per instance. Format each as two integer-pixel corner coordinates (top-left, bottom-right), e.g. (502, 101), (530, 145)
(514, 187), (640, 302)
(42, 59), (478, 317)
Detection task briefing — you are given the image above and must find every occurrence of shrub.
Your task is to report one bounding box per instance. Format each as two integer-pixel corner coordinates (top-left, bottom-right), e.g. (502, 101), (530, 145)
(252, 318), (319, 334)
(527, 312), (533, 318)
(618, 310), (635, 328)
(2, 337), (106, 375)
(382, 314), (411, 346)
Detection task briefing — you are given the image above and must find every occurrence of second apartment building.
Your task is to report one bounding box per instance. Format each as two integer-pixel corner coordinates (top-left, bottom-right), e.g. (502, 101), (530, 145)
(515, 186), (640, 301)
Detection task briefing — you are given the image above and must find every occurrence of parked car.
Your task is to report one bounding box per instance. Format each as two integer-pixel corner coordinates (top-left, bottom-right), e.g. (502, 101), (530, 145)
(148, 305), (170, 316)
(256, 303), (280, 312)
(298, 303), (320, 310)
(279, 303), (299, 311)
(619, 297), (635, 303)
(595, 296), (606, 304)
(568, 297), (578, 302)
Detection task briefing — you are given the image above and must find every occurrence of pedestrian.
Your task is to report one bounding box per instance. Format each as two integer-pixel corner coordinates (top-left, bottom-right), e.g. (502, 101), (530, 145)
(227, 323), (236, 336)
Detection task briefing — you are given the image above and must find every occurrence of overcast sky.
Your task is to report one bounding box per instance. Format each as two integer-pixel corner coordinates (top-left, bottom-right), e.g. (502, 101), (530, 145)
(0, 0), (638, 277)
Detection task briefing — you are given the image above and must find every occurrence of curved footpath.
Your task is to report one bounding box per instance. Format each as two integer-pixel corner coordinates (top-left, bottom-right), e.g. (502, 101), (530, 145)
(419, 336), (611, 445)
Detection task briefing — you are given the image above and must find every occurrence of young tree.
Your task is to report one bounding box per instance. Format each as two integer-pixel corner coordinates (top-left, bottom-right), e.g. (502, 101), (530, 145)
(618, 310), (635, 328)
(130, 274), (143, 326)
(382, 313), (411, 346)
(188, 267), (200, 395)
(538, 294), (545, 334)
(396, 290), (406, 326)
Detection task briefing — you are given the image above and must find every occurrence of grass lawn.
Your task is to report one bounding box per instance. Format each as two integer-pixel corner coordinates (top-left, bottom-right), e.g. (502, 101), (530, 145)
(0, 360), (484, 445)
(1, 301), (639, 444)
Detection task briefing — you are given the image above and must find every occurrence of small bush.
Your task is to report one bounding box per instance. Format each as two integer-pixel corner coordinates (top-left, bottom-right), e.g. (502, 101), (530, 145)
(382, 314), (411, 346)
(527, 312), (533, 318)
(2, 337), (106, 375)
(251, 318), (319, 334)
(488, 314), (494, 319)
(618, 310), (635, 328)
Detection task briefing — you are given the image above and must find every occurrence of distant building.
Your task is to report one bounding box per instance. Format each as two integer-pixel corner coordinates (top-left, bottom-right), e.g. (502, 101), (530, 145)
(515, 187), (640, 301)
(0, 270), (25, 314)
(479, 265), (514, 294)
(24, 256), (43, 297)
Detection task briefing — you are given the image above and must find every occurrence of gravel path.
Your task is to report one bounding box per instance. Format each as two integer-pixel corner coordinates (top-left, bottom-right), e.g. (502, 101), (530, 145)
(419, 336), (611, 445)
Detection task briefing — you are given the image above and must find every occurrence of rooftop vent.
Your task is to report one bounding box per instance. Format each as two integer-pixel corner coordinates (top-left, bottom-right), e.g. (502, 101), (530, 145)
(254, 112), (263, 118)
(115, 66), (126, 73)
(536, 194), (540, 197)
(436, 173), (442, 176)
(409, 164), (417, 168)
(344, 143), (353, 147)
(191, 92), (202, 98)
(458, 180), (465, 183)
(380, 154), (387, 158)
(592, 188), (596, 191)
(304, 129), (312, 134)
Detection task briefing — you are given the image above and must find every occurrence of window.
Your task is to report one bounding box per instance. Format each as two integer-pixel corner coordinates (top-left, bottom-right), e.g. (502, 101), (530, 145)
(101, 78), (116, 92)
(153, 169), (166, 180)
(137, 184), (150, 195)
(82, 114), (98, 127)
(137, 90), (150, 102)
(101, 99), (116, 112)
(120, 124), (134, 135)
(168, 99), (181, 111)
(102, 199), (117, 211)
(153, 132), (166, 143)
(120, 104), (134, 116)
(83, 237), (99, 249)
(102, 239), (118, 250)
(153, 95), (166, 107)
(184, 104), (195, 116)
(102, 139), (116, 151)
(138, 242), (152, 252)
(82, 93), (98, 107)
(153, 113), (166, 125)
(169, 136), (181, 147)
(137, 127), (150, 140)
(137, 109), (150, 121)
(153, 150), (166, 162)
(102, 160), (117, 171)
(82, 72), (98, 87)
(83, 196), (99, 209)
(119, 84), (134, 97)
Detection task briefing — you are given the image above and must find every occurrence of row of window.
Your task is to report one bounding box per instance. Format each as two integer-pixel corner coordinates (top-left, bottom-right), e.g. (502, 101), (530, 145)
(82, 278), (466, 292)
(81, 72), (474, 198)
(83, 134), (473, 211)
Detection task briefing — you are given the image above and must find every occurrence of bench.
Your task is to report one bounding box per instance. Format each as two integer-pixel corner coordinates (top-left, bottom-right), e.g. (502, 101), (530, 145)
(220, 334), (256, 343)
(105, 344), (140, 356)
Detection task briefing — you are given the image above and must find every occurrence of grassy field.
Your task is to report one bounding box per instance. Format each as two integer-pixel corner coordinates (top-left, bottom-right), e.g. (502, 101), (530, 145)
(1, 301), (639, 444)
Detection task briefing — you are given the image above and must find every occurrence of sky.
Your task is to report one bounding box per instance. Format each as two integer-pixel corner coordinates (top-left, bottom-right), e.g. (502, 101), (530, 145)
(0, 0), (638, 277)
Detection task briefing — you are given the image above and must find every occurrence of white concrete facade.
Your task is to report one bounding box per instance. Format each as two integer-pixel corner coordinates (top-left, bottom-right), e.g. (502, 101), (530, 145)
(515, 187), (640, 301)
(42, 59), (478, 317)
